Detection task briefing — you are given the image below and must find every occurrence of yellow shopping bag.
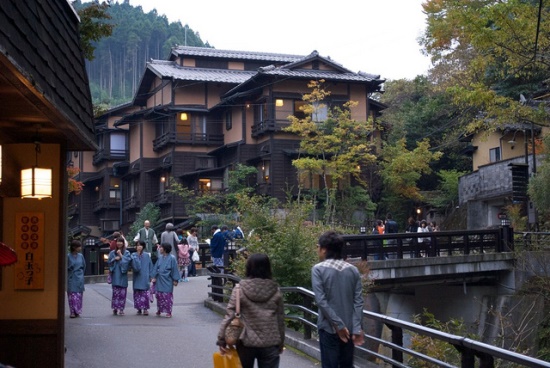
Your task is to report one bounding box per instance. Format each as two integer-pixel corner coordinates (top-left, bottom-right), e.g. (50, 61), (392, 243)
(213, 348), (242, 368)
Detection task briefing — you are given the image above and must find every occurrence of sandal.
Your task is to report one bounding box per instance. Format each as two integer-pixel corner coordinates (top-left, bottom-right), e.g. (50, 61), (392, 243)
(118, 310), (125, 316)
(156, 311), (161, 316)
(70, 313), (76, 318)
(143, 310), (149, 316)
(166, 313), (172, 318)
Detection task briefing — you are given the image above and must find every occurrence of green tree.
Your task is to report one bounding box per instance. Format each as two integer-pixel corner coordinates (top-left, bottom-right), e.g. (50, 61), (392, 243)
(420, 0), (549, 132)
(379, 138), (442, 220)
(74, 1), (113, 61)
(528, 135), (550, 227)
(284, 80), (378, 225)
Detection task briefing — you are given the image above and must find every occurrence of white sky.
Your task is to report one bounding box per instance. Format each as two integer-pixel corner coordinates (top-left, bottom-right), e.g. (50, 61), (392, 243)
(127, 0), (432, 81)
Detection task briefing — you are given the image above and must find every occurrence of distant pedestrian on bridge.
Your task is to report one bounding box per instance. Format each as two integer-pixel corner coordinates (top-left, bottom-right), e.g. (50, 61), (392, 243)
(312, 231), (364, 368)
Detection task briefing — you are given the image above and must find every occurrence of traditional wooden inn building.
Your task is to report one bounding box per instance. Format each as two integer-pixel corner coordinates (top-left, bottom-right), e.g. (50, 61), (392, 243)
(69, 46), (385, 238)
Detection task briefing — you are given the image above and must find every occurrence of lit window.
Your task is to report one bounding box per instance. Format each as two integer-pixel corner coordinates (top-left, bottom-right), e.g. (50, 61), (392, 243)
(199, 178), (211, 192)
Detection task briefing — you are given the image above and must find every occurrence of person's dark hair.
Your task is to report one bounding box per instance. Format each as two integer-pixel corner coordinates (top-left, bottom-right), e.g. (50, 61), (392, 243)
(176, 228), (183, 236)
(376, 219), (383, 226)
(221, 225), (228, 231)
(70, 240), (82, 252)
(115, 237), (125, 248)
(179, 237), (188, 245)
(386, 213), (393, 220)
(137, 240), (146, 247)
(211, 225), (219, 231)
(160, 242), (172, 254)
(245, 253), (272, 279)
(318, 230), (344, 260)
(190, 227), (198, 234)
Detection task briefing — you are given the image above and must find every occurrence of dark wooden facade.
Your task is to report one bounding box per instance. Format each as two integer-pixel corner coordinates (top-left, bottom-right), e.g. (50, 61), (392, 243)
(70, 47), (385, 237)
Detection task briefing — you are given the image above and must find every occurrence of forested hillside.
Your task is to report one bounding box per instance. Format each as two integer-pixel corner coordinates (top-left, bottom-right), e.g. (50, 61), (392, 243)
(73, 1), (210, 106)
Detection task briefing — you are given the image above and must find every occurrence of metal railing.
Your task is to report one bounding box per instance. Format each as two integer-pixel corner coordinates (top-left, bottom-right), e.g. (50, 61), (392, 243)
(342, 228), (512, 261)
(207, 274), (550, 368)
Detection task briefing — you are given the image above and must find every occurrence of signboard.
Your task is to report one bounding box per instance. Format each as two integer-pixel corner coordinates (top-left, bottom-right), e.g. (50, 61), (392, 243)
(14, 212), (45, 290)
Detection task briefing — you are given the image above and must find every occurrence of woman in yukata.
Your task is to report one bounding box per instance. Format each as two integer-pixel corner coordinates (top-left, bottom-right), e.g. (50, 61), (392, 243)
(108, 237), (132, 315)
(151, 242), (180, 318)
(131, 240), (154, 315)
(67, 240), (86, 318)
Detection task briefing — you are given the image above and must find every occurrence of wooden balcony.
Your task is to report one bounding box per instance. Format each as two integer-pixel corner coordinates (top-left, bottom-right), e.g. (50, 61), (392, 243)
(251, 119), (290, 137)
(93, 198), (120, 213)
(153, 192), (170, 205)
(153, 132), (224, 151)
(123, 196), (140, 210)
(93, 148), (128, 165)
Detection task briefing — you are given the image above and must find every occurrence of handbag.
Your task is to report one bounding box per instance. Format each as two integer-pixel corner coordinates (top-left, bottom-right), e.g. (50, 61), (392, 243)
(224, 284), (245, 346)
(213, 348), (242, 368)
(192, 248), (200, 262)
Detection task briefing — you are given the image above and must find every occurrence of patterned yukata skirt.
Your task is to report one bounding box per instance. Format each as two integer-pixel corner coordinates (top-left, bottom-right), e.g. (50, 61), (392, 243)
(133, 290), (150, 310)
(111, 286), (127, 310)
(156, 291), (173, 314)
(67, 292), (83, 315)
(212, 257), (224, 267)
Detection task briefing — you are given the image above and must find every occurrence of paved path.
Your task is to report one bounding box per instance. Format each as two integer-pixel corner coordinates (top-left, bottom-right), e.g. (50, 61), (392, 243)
(65, 276), (320, 368)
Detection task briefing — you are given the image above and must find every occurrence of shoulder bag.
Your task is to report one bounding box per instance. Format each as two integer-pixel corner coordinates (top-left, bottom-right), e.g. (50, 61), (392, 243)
(224, 283), (245, 346)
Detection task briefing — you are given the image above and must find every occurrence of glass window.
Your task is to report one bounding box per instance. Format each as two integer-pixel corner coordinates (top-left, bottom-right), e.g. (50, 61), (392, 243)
(294, 100), (306, 120)
(275, 99), (293, 121)
(489, 147), (501, 162)
(110, 132), (126, 155)
(199, 178), (211, 192)
(312, 102), (328, 122)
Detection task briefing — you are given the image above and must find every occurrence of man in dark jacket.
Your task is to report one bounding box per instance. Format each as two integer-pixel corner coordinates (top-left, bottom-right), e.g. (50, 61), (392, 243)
(210, 225), (226, 268)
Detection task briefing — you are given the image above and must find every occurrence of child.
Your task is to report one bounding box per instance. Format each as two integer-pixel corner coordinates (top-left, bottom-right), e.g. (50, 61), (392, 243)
(177, 237), (191, 282)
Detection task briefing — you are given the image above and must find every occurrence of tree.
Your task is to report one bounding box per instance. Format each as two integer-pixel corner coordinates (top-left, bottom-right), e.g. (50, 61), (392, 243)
(74, 1), (114, 61)
(420, 0), (549, 133)
(379, 138), (442, 221)
(528, 135), (550, 227)
(284, 80), (378, 225)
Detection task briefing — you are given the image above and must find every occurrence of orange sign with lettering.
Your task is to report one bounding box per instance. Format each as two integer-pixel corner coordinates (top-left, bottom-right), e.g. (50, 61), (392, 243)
(14, 213), (45, 290)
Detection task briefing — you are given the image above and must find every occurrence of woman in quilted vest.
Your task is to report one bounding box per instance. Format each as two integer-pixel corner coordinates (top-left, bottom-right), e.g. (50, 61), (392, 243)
(217, 253), (285, 368)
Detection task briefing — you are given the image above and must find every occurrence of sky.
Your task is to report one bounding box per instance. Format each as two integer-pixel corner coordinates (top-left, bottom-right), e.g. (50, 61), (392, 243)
(128, 0), (432, 81)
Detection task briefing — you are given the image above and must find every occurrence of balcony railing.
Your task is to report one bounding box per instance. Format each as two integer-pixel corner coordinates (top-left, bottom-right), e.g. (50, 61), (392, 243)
(251, 119), (291, 137)
(153, 132), (224, 151)
(153, 192), (170, 205)
(123, 196), (140, 210)
(93, 148), (128, 165)
(93, 198), (120, 212)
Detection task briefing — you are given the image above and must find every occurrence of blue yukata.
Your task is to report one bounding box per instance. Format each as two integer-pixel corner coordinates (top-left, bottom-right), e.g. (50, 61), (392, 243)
(151, 253), (180, 315)
(131, 251), (154, 312)
(108, 249), (132, 314)
(67, 252), (86, 316)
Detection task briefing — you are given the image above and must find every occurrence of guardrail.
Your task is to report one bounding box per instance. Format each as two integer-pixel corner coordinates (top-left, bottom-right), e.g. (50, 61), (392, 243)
(342, 227), (513, 260)
(207, 273), (550, 368)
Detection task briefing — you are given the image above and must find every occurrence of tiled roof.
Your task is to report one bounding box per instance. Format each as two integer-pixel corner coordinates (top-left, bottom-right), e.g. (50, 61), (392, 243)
(148, 60), (255, 83)
(258, 67), (380, 82)
(171, 46), (305, 63)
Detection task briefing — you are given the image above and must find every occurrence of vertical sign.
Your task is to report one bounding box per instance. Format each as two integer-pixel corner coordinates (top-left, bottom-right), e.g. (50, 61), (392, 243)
(14, 213), (45, 290)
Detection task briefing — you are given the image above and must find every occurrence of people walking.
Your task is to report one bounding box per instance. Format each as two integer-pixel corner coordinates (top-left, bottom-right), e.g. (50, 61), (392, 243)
(210, 225), (226, 269)
(133, 220), (158, 262)
(131, 240), (154, 315)
(217, 253), (285, 368)
(177, 237), (191, 282)
(108, 237), (132, 315)
(151, 243), (180, 318)
(312, 231), (364, 368)
(67, 240), (86, 318)
(417, 220), (431, 257)
(160, 223), (179, 259)
(187, 227), (199, 277)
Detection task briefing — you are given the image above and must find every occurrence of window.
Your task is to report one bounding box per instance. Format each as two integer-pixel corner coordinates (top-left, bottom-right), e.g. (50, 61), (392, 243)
(489, 147), (501, 162)
(312, 102), (328, 122)
(225, 110), (232, 130)
(255, 102), (267, 123)
(199, 178), (211, 192)
(110, 132), (126, 156)
(274, 99), (293, 121)
(294, 100), (306, 120)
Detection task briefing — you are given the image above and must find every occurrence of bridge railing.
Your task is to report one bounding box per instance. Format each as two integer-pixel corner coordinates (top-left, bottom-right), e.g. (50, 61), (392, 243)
(207, 274), (550, 368)
(343, 227), (513, 260)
